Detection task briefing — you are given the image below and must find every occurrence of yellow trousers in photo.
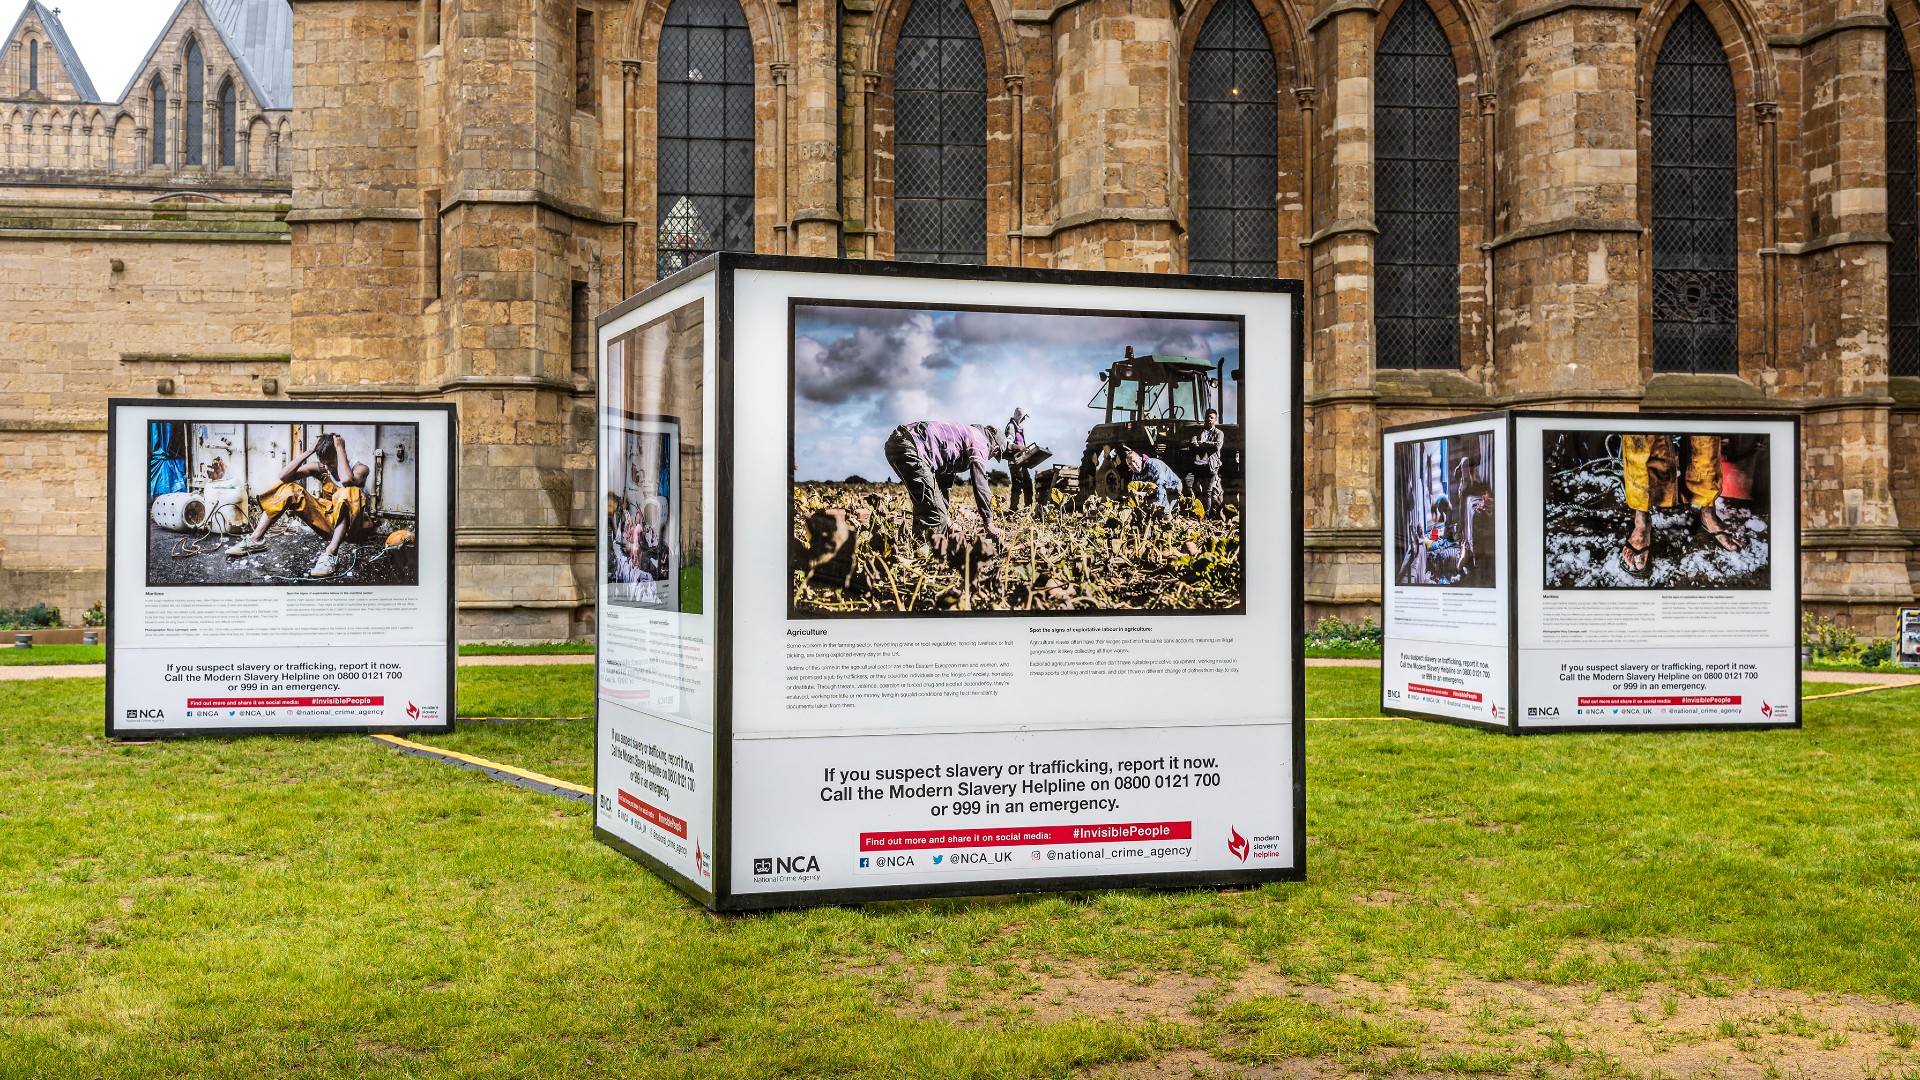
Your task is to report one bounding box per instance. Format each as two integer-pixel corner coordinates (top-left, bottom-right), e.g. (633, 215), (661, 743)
(1621, 435), (1721, 511)
(259, 480), (367, 536)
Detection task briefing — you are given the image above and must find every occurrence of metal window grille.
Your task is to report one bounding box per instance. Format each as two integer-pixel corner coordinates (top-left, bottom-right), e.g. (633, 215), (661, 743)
(185, 41), (204, 166)
(219, 78), (236, 167)
(151, 77), (167, 164)
(1651, 4), (1739, 374)
(1187, 0), (1278, 277)
(893, 0), (987, 264)
(1889, 27), (1919, 378)
(656, 0), (756, 277)
(1374, 0), (1460, 369)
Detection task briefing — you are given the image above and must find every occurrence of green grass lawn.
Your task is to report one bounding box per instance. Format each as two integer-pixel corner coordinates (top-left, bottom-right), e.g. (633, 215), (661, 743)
(0, 644), (104, 666)
(4, 670), (1918, 1078)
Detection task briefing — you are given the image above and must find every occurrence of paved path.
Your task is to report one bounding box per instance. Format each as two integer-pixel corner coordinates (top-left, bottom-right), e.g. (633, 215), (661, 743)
(0, 663), (104, 680)
(1803, 669), (1920, 686)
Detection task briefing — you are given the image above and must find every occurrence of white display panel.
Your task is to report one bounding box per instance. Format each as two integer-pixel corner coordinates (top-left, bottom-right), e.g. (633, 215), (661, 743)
(592, 275), (719, 901)
(1514, 414), (1799, 729)
(1380, 416), (1510, 727)
(594, 254), (1304, 909)
(106, 400), (456, 736)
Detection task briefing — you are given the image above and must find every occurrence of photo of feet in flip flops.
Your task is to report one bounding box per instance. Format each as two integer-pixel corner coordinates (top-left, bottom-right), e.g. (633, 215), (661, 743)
(1542, 430), (1772, 590)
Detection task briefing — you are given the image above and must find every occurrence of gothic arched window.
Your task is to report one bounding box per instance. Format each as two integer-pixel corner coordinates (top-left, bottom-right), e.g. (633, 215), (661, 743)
(1374, 0), (1459, 368)
(892, 0), (987, 263)
(27, 39), (36, 91)
(1888, 26), (1918, 377)
(1187, 0), (1278, 277)
(655, 0), (755, 276)
(150, 76), (167, 165)
(184, 40), (204, 166)
(1651, 4), (1738, 374)
(219, 77), (237, 167)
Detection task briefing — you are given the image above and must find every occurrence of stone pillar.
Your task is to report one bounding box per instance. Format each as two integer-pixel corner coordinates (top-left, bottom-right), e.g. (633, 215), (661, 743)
(1302, 2), (1381, 617)
(790, 0), (841, 254)
(1796, 15), (1913, 626)
(288, 4), (595, 635)
(1487, 2), (1641, 404)
(1046, 0), (1178, 271)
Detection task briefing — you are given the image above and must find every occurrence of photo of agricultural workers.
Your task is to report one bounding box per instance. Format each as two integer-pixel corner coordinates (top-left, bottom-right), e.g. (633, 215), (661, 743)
(883, 420), (1007, 547)
(1543, 430), (1771, 590)
(1393, 431), (1496, 588)
(1187, 409), (1226, 515)
(1122, 447), (1186, 513)
(225, 432), (371, 578)
(791, 300), (1244, 616)
(1004, 408), (1034, 513)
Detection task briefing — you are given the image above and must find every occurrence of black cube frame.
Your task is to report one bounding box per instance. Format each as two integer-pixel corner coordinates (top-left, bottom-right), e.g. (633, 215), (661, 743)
(1380, 408), (1803, 735)
(592, 252), (1307, 911)
(105, 398), (459, 739)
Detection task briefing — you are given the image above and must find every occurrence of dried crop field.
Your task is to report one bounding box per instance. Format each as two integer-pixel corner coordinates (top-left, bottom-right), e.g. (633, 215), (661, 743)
(791, 481), (1244, 614)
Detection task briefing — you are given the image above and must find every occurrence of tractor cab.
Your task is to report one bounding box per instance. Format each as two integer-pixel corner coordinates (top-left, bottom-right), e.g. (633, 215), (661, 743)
(1093, 351), (1222, 433)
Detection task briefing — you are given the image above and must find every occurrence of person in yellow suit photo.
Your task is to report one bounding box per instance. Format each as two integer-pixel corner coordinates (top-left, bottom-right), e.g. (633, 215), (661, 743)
(224, 432), (370, 578)
(1617, 434), (1744, 577)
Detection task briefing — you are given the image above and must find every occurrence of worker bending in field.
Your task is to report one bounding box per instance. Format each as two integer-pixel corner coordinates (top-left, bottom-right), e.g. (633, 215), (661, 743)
(225, 431), (370, 578)
(883, 420), (1007, 547)
(1122, 446), (1185, 513)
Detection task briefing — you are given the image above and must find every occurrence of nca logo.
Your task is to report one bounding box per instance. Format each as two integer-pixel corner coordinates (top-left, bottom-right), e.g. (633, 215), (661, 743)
(1527, 706), (1561, 717)
(754, 855), (820, 875)
(125, 708), (163, 719)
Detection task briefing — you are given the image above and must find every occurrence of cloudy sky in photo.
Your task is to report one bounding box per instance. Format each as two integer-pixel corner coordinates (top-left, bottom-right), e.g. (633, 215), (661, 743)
(792, 303), (1242, 482)
(21, 0), (176, 101)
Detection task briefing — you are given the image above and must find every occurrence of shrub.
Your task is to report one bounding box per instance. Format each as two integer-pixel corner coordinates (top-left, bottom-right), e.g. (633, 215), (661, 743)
(1306, 615), (1382, 652)
(0, 604), (61, 630)
(82, 601), (106, 628)
(1800, 613), (1894, 668)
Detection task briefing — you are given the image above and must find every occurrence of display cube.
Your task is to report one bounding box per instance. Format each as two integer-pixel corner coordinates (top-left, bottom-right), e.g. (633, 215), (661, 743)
(593, 254), (1305, 910)
(1381, 411), (1801, 733)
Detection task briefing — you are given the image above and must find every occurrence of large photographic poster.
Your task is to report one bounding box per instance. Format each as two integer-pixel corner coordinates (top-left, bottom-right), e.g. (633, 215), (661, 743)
(594, 279), (718, 897)
(1513, 413), (1799, 729)
(106, 400), (456, 736)
(1381, 416), (1509, 727)
(730, 261), (1301, 905)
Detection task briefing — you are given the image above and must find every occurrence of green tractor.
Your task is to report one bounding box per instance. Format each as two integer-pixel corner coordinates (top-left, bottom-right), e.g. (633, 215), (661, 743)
(1034, 347), (1244, 510)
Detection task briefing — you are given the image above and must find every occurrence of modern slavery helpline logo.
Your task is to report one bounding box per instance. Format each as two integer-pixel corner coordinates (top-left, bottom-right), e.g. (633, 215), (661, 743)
(1227, 827), (1250, 862)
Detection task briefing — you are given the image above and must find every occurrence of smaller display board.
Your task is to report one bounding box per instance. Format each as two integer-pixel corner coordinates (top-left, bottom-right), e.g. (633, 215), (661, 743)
(1382, 411), (1800, 733)
(1897, 608), (1920, 668)
(107, 399), (457, 737)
